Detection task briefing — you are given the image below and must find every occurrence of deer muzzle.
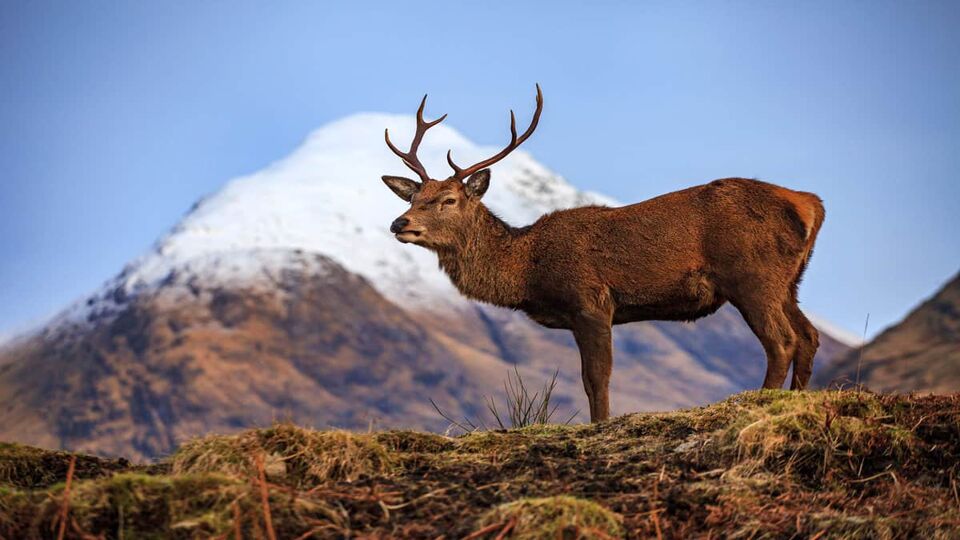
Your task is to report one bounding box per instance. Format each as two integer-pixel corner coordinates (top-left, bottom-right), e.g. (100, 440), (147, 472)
(390, 217), (410, 234)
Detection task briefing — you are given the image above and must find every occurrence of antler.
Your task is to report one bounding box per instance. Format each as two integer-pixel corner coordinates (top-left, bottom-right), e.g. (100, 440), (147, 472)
(384, 95), (447, 183)
(447, 84), (543, 180)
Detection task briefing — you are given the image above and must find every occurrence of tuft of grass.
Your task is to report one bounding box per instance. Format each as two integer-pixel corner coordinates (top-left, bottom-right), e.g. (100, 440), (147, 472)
(723, 391), (921, 482)
(432, 367), (577, 433)
(475, 495), (624, 539)
(1, 472), (244, 539)
(172, 422), (394, 485)
(75, 473), (243, 538)
(486, 368), (574, 430)
(0, 442), (129, 489)
(0, 472), (346, 539)
(374, 430), (456, 454)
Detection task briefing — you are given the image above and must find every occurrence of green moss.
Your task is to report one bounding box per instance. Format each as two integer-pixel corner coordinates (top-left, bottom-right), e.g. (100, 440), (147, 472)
(1, 471), (350, 539)
(0, 472), (243, 539)
(13, 471), (352, 537)
(476, 496), (624, 539)
(455, 430), (533, 455)
(0, 486), (33, 532)
(85, 473), (241, 538)
(884, 426), (917, 456)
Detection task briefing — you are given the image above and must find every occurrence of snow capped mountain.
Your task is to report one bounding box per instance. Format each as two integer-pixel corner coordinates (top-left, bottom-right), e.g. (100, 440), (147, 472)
(69, 113), (615, 327)
(33, 110), (856, 354)
(0, 112), (856, 458)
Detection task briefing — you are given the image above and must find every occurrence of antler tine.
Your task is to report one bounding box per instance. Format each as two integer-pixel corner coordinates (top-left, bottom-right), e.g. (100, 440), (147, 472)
(446, 149), (463, 176)
(417, 95), (446, 128)
(448, 84), (543, 180)
(384, 130), (417, 172)
(384, 94), (447, 183)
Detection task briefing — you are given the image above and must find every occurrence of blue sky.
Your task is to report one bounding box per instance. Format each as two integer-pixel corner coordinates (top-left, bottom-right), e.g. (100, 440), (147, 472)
(1, 1), (958, 340)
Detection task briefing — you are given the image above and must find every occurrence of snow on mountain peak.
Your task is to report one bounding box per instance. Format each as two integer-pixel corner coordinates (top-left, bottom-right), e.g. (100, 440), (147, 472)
(113, 113), (615, 312)
(16, 112), (858, 352)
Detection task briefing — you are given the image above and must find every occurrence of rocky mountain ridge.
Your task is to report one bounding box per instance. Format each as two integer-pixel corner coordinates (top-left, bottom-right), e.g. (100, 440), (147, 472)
(814, 271), (960, 392)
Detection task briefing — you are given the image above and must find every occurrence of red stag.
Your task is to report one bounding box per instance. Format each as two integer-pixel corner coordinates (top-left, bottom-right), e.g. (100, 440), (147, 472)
(381, 85), (824, 422)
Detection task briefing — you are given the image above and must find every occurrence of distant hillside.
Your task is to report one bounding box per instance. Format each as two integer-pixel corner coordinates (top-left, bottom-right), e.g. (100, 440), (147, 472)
(0, 253), (497, 459)
(814, 271), (960, 392)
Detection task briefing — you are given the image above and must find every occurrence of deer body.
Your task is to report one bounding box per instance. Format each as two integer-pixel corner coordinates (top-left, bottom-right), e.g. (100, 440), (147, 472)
(380, 87), (824, 422)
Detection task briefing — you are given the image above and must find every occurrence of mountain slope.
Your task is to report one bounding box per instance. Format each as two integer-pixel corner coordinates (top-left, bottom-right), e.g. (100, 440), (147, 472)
(814, 271), (960, 392)
(0, 114), (850, 459)
(0, 253), (466, 458)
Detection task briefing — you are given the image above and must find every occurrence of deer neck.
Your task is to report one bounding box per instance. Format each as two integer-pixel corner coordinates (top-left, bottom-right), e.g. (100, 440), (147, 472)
(435, 206), (529, 309)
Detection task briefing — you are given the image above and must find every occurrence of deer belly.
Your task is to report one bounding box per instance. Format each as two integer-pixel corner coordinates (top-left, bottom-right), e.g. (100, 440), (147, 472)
(523, 310), (573, 330)
(611, 271), (724, 323)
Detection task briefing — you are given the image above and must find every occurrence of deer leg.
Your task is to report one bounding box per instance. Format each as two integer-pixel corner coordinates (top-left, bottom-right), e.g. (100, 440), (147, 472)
(572, 308), (614, 422)
(784, 302), (819, 390)
(733, 295), (797, 389)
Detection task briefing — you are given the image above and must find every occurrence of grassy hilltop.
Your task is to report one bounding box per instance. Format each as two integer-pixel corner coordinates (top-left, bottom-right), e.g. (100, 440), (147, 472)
(2, 390), (959, 539)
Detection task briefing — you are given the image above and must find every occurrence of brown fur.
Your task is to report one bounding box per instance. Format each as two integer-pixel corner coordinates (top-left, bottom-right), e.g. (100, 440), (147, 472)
(385, 176), (825, 421)
(381, 91), (824, 421)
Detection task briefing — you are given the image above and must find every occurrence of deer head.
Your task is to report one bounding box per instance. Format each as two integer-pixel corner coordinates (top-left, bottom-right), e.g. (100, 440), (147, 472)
(381, 85), (543, 249)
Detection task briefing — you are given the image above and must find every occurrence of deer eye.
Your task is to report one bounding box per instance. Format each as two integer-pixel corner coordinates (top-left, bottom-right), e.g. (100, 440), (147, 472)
(442, 198), (457, 206)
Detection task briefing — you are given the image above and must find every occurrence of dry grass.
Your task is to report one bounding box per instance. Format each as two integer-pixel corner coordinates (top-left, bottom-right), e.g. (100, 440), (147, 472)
(0, 442), (131, 489)
(475, 496), (624, 539)
(171, 422), (394, 485)
(432, 367), (576, 432)
(2, 390), (959, 539)
(1, 471), (349, 538)
(727, 390), (919, 481)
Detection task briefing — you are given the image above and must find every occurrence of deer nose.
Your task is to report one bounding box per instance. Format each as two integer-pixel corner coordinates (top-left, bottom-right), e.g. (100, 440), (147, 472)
(390, 217), (410, 234)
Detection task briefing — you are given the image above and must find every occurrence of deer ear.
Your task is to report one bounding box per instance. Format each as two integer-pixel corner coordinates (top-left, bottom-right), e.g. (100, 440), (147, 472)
(381, 176), (420, 202)
(464, 169), (491, 199)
